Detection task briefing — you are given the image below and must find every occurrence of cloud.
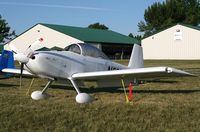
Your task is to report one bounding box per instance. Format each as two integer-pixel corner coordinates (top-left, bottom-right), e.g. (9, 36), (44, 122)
(0, 2), (110, 11)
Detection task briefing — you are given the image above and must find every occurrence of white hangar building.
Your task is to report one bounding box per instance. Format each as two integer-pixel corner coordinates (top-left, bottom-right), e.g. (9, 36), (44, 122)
(142, 23), (200, 60)
(5, 23), (140, 59)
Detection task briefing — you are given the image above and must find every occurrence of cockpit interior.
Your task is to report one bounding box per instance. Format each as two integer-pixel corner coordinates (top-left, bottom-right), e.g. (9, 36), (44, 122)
(64, 43), (109, 59)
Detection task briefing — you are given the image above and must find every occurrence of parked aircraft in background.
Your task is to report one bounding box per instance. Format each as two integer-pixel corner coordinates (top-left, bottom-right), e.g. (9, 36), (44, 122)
(0, 38), (194, 103)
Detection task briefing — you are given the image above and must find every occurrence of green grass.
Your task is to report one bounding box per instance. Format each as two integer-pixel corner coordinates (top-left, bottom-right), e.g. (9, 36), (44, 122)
(0, 60), (200, 131)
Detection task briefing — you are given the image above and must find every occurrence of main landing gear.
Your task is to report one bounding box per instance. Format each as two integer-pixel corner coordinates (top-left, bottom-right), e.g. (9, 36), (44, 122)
(70, 79), (94, 103)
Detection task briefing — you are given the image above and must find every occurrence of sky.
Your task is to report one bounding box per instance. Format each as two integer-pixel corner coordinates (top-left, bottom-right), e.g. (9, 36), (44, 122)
(0, 0), (165, 36)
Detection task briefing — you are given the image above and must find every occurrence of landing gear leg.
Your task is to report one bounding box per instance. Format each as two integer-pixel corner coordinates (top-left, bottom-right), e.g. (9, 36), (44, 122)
(31, 79), (54, 100)
(70, 79), (94, 103)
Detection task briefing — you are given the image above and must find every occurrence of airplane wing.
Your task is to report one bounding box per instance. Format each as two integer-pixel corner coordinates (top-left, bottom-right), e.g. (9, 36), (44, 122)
(2, 68), (34, 76)
(72, 67), (194, 81)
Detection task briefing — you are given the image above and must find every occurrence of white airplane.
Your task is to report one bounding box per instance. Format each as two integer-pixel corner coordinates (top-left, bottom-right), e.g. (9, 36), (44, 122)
(0, 38), (194, 103)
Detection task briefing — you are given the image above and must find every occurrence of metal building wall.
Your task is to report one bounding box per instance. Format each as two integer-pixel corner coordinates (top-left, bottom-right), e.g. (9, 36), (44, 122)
(142, 24), (200, 60)
(4, 24), (83, 52)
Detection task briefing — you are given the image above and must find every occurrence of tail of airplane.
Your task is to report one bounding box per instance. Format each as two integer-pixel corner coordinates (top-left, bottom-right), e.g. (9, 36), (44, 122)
(0, 50), (15, 76)
(128, 44), (144, 69)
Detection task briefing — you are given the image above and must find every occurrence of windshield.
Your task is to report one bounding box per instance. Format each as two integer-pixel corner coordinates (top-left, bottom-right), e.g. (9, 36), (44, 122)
(64, 43), (109, 59)
(64, 44), (81, 54)
(79, 43), (109, 59)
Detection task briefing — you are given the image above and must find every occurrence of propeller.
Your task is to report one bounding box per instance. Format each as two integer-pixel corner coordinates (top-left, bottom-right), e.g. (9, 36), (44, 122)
(8, 38), (44, 88)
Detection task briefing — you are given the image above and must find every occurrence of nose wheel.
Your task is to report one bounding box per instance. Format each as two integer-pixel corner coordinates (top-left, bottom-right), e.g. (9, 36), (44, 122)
(31, 80), (53, 100)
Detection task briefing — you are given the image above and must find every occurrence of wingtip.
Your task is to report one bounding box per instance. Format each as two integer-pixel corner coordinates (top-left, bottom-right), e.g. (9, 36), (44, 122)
(166, 67), (196, 77)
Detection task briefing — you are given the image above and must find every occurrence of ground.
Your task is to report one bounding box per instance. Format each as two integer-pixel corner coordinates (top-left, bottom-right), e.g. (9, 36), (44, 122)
(0, 60), (200, 131)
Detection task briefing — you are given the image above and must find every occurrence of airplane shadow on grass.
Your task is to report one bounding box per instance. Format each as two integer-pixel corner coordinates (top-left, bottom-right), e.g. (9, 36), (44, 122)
(145, 80), (178, 84)
(48, 79), (200, 95)
(132, 89), (200, 94)
(0, 83), (18, 87)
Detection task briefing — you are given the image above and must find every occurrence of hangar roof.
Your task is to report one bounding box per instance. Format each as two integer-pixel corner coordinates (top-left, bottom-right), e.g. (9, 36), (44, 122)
(40, 23), (140, 45)
(180, 23), (200, 31)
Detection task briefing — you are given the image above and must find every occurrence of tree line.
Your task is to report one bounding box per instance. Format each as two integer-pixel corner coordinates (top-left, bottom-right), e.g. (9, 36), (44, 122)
(138, 0), (200, 38)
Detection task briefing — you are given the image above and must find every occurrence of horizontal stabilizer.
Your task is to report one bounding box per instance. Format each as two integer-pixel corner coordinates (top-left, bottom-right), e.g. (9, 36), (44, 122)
(2, 68), (34, 76)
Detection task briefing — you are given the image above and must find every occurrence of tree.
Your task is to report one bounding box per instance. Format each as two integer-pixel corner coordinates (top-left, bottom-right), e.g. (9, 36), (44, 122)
(128, 33), (142, 41)
(88, 22), (109, 30)
(138, 0), (200, 37)
(128, 33), (134, 38)
(0, 15), (16, 43)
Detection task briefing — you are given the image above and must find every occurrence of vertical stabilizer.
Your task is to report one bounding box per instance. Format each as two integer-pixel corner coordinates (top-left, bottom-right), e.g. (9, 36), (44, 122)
(128, 44), (143, 69)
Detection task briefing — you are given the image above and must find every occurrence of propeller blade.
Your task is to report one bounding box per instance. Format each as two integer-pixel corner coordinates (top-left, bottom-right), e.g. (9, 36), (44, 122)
(8, 42), (19, 54)
(20, 63), (24, 88)
(24, 37), (44, 57)
(8, 43), (29, 64)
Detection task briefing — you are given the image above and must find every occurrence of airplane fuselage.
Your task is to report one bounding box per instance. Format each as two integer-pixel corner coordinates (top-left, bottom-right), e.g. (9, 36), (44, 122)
(25, 51), (127, 80)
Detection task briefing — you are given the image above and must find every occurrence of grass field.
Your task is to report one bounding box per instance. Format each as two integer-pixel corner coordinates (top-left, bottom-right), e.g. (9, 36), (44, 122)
(0, 60), (200, 131)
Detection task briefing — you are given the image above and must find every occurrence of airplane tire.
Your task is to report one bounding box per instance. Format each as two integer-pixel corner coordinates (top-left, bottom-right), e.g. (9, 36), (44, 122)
(31, 91), (48, 100)
(76, 93), (94, 103)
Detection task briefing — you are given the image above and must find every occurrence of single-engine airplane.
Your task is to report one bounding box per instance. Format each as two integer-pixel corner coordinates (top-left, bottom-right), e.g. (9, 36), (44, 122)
(0, 38), (194, 103)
